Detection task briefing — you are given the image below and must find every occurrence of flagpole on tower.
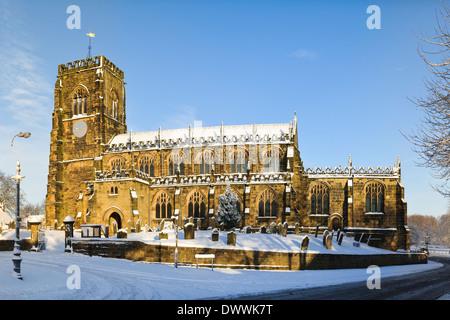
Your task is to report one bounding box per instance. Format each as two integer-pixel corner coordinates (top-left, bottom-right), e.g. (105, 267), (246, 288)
(86, 30), (95, 59)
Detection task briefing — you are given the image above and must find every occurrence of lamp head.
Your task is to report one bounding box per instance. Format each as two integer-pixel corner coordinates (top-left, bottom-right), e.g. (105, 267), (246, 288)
(18, 132), (31, 138)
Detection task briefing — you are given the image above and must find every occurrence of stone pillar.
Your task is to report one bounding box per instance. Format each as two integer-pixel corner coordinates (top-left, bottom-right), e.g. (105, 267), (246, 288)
(29, 220), (41, 251)
(63, 215), (75, 253)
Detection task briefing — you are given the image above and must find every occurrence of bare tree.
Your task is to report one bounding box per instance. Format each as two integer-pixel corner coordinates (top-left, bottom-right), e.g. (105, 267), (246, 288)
(0, 170), (25, 217)
(407, 1), (450, 197)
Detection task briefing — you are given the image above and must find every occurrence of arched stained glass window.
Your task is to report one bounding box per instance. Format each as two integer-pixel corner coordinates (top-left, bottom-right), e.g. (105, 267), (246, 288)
(257, 189), (277, 217)
(310, 182), (330, 215)
(187, 191), (206, 218)
(155, 192), (172, 219)
(139, 155), (155, 177)
(365, 182), (384, 213)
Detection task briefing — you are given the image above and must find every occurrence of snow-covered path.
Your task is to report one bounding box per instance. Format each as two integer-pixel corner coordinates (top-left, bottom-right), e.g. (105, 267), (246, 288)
(0, 230), (444, 300)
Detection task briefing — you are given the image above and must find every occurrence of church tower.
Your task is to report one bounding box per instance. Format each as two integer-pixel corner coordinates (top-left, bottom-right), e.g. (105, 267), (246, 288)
(45, 56), (127, 227)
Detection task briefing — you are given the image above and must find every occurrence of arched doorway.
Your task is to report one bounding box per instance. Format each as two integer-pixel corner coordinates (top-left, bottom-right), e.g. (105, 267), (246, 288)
(108, 212), (122, 234)
(329, 213), (343, 231)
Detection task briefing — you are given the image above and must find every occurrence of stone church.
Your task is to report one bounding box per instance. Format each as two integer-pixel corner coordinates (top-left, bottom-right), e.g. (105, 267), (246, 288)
(45, 55), (410, 250)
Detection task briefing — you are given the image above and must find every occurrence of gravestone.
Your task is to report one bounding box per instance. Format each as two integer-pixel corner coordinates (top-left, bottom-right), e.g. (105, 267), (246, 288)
(112, 221), (117, 235)
(136, 219), (141, 233)
(127, 219), (132, 234)
(211, 228), (219, 241)
(282, 222), (288, 237)
(259, 225), (267, 234)
(277, 223), (283, 235)
(322, 230), (330, 246)
(184, 223), (195, 239)
(338, 233), (344, 245)
(117, 229), (127, 239)
(359, 233), (365, 243)
(294, 222), (299, 235)
(269, 222), (277, 234)
(227, 231), (236, 246)
(197, 218), (201, 231)
(314, 224), (319, 238)
(325, 234), (332, 249)
(336, 229), (341, 240)
(159, 231), (168, 240)
(301, 236), (309, 250)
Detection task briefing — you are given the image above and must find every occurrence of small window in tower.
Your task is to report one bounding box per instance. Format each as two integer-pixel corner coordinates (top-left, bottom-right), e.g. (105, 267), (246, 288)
(72, 87), (88, 116)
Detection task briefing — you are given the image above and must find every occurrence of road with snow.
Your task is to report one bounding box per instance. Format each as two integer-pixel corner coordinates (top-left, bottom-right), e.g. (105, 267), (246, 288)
(1, 230), (448, 300)
(235, 256), (450, 300)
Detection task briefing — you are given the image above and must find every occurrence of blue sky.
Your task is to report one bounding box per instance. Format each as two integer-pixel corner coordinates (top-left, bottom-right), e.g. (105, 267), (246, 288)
(0, 0), (448, 217)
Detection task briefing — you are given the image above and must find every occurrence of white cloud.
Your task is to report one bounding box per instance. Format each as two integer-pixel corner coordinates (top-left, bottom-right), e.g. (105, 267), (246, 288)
(289, 49), (318, 59)
(0, 1), (52, 205)
(0, 2), (52, 130)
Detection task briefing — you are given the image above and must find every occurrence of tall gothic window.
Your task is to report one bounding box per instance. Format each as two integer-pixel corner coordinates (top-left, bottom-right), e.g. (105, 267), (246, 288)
(258, 189), (278, 217)
(365, 181), (384, 212)
(110, 157), (125, 171)
(310, 182), (330, 215)
(169, 152), (185, 176)
(155, 192), (172, 219)
(188, 191), (206, 218)
(111, 90), (119, 119)
(230, 149), (248, 173)
(198, 150), (213, 174)
(261, 147), (280, 173)
(72, 87), (88, 116)
(139, 155), (155, 177)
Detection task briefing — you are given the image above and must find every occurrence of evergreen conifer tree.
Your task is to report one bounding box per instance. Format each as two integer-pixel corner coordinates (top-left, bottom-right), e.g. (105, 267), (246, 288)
(216, 185), (240, 230)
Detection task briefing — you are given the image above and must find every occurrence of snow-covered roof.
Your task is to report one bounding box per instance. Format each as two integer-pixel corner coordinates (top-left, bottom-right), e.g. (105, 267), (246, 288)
(0, 208), (13, 225)
(106, 122), (295, 153)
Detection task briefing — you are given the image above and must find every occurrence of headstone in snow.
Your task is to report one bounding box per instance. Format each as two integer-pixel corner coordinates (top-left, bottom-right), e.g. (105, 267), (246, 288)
(315, 224), (319, 238)
(136, 219), (141, 233)
(282, 222), (288, 237)
(159, 231), (168, 240)
(338, 233), (344, 245)
(211, 228), (219, 241)
(323, 230), (330, 245)
(277, 222), (283, 235)
(227, 231), (236, 246)
(301, 236), (309, 251)
(295, 222), (299, 235)
(117, 229), (127, 239)
(325, 234), (332, 250)
(184, 223), (195, 240)
(259, 225), (267, 234)
(269, 222), (277, 234)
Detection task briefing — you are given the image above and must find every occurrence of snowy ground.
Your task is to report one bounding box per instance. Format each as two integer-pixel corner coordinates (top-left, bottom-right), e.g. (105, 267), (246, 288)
(0, 229), (445, 300)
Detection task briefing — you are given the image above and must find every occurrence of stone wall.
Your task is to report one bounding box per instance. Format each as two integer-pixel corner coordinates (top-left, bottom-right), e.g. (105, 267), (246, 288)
(72, 239), (426, 270)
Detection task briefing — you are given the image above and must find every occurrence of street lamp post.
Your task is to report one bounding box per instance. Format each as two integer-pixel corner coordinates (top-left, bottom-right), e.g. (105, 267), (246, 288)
(172, 209), (179, 268)
(10, 132), (31, 280)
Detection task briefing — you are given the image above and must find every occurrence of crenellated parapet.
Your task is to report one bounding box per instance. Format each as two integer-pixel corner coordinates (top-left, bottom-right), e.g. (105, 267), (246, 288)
(57, 55), (124, 79)
(304, 156), (401, 178)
